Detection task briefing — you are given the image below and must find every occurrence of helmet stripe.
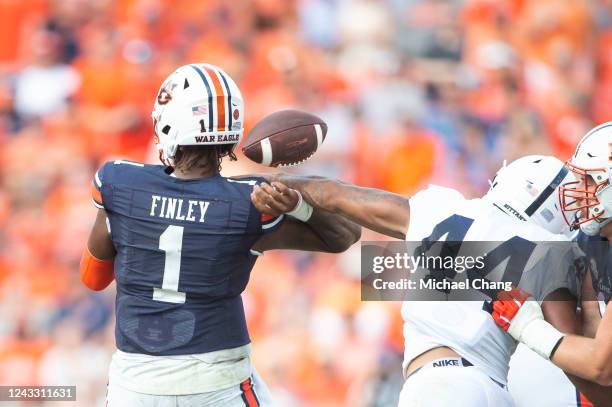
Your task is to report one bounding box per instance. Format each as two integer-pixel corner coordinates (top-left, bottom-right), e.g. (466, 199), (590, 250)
(204, 65), (226, 131)
(525, 166), (569, 216)
(200, 67), (219, 132)
(218, 70), (233, 131)
(189, 65), (214, 132)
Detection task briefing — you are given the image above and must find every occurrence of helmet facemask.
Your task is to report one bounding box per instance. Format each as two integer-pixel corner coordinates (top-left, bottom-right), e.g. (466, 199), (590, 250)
(560, 162), (611, 235)
(559, 121), (612, 236)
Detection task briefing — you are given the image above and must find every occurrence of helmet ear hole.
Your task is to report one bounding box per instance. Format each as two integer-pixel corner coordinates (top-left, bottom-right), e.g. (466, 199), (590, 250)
(162, 125), (171, 135)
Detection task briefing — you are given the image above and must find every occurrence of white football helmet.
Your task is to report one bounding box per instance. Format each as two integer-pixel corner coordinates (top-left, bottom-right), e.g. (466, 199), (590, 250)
(484, 155), (575, 234)
(560, 122), (612, 236)
(151, 63), (244, 165)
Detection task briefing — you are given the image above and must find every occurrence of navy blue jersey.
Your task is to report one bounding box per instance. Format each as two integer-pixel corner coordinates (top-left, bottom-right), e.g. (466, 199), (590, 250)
(92, 160), (284, 355)
(576, 231), (611, 304)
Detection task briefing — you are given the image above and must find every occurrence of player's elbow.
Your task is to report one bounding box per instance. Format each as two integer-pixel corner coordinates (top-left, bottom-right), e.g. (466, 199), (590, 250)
(325, 223), (361, 253)
(592, 358), (612, 386)
(325, 241), (352, 254)
(347, 223), (362, 246)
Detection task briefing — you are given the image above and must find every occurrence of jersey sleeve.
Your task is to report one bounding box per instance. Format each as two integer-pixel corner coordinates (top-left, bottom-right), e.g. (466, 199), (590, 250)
(260, 212), (285, 233)
(91, 162), (111, 209)
(520, 241), (576, 302)
(254, 178), (285, 234)
(406, 185), (465, 240)
(227, 176), (287, 235)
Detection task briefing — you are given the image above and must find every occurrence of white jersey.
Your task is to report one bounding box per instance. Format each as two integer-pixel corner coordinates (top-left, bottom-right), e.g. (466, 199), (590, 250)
(402, 185), (571, 385)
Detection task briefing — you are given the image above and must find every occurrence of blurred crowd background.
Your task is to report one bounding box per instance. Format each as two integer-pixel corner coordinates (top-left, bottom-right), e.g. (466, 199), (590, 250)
(0, 0), (611, 405)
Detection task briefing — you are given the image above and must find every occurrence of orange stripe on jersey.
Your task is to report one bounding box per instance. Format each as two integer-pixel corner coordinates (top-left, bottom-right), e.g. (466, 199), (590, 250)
(240, 378), (259, 406)
(204, 66), (226, 131)
(261, 213), (274, 222)
(579, 392), (593, 407)
(91, 183), (103, 205)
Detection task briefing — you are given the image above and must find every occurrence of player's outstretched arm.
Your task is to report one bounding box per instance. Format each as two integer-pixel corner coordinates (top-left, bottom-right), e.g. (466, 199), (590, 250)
(493, 289), (612, 387)
(251, 182), (361, 253)
(80, 209), (116, 291)
(268, 175), (411, 240)
(550, 302), (612, 387)
(542, 291), (612, 405)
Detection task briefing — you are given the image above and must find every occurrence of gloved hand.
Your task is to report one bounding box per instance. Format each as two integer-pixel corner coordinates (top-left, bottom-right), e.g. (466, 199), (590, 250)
(490, 288), (565, 360)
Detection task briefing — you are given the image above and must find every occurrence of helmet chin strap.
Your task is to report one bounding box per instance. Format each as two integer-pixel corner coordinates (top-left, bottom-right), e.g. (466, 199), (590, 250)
(581, 218), (608, 236)
(580, 210), (612, 237)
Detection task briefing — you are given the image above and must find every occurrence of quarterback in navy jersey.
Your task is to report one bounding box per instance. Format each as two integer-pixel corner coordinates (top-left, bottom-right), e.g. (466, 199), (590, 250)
(80, 63), (360, 407)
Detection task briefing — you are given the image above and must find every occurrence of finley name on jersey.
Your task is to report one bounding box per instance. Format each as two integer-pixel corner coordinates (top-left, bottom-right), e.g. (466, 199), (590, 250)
(150, 195), (210, 223)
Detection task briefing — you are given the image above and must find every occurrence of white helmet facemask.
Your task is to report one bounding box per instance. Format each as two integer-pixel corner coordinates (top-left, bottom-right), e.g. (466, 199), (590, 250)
(560, 122), (612, 236)
(484, 155), (576, 235)
(151, 63), (244, 166)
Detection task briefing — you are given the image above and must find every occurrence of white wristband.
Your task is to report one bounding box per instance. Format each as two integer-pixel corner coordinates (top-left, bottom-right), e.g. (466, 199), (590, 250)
(286, 190), (313, 222)
(506, 300), (565, 360)
(519, 318), (565, 360)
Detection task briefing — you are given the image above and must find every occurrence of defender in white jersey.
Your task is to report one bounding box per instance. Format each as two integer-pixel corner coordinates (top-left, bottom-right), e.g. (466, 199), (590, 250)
(252, 155), (576, 406)
(400, 166), (571, 406)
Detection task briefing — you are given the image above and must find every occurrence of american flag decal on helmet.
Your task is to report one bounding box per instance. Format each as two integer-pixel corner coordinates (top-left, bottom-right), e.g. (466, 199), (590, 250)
(192, 105), (208, 116)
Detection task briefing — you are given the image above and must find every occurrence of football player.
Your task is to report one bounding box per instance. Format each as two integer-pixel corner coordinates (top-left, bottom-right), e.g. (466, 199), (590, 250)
(252, 155), (576, 406)
(503, 125), (612, 407)
(80, 63), (361, 407)
(491, 123), (612, 391)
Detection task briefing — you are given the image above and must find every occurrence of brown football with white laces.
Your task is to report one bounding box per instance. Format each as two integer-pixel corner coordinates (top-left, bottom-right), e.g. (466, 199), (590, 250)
(242, 109), (327, 167)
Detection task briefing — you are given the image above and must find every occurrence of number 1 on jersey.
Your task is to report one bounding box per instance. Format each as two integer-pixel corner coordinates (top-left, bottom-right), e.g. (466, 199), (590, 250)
(153, 225), (187, 304)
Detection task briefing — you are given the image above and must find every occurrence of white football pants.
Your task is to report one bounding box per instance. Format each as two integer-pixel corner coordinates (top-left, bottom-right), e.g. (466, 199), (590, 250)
(399, 365), (514, 407)
(107, 369), (273, 407)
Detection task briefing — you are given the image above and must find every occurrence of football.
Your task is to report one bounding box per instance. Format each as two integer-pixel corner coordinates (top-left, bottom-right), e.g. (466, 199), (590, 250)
(242, 109), (327, 167)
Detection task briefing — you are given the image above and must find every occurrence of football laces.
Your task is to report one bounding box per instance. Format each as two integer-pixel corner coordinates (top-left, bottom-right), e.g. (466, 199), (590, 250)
(276, 151), (316, 168)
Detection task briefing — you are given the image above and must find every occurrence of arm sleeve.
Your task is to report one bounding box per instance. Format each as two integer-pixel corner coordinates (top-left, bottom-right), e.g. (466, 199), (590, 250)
(80, 246), (114, 291)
